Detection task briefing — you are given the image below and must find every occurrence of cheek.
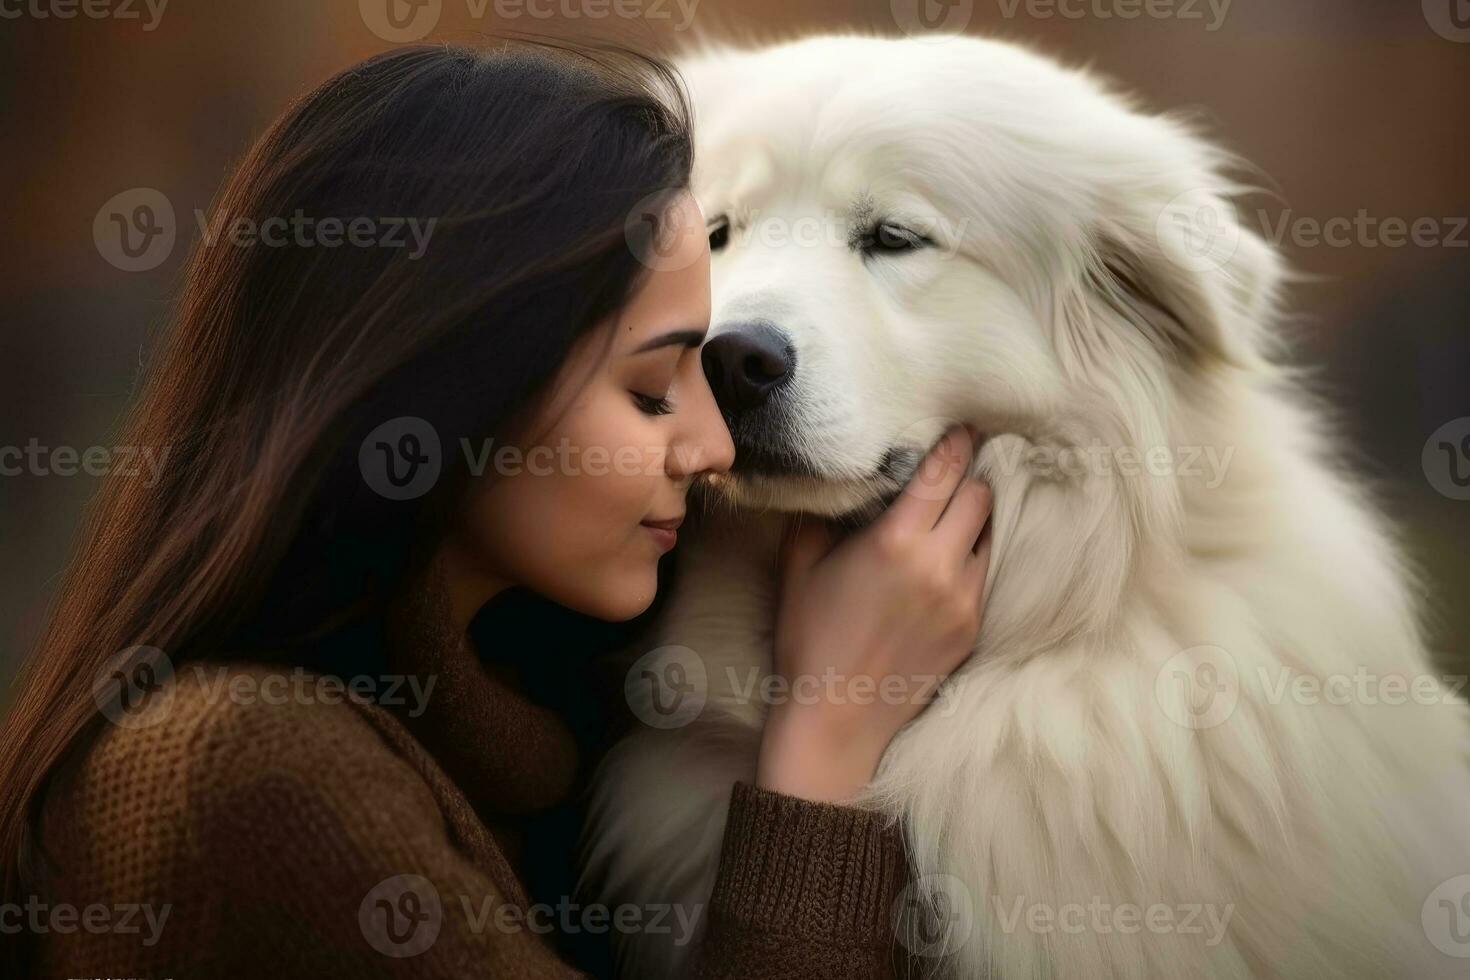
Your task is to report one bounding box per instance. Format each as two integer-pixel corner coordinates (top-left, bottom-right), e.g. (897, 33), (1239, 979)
(453, 400), (671, 619)
(557, 402), (667, 525)
(459, 469), (660, 620)
(482, 459), (652, 559)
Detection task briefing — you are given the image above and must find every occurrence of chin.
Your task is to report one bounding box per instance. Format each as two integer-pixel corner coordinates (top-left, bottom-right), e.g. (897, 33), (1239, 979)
(584, 569), (659, 624)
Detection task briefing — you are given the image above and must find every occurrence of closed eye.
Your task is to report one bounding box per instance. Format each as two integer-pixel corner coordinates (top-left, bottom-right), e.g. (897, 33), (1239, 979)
(632, 391), (674, 416)
(856, 221), (932, 257)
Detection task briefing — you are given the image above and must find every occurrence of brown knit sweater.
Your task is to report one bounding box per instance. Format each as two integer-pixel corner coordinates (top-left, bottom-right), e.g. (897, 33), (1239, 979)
(27, 596), (910, 977)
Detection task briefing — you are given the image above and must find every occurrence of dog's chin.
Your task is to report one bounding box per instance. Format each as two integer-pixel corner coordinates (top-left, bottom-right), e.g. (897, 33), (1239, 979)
(704, 471), (899, 521)
(701, 434), (1008, 530)
(701, 443), (925, 529)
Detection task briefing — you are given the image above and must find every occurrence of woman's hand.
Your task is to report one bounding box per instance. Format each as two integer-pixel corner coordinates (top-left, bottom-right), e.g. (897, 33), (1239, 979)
(756, 425), (994, 803)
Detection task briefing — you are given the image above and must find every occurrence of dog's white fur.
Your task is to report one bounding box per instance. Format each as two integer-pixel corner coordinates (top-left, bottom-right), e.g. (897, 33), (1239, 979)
(580, 34), (1470, 979)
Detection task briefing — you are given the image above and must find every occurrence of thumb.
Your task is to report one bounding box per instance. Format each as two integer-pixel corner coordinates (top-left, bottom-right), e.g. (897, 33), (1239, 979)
(777, 514), (834, 594)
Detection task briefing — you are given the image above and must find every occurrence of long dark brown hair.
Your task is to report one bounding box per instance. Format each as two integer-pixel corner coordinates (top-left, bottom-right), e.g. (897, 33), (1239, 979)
(0, 38), (693, 969)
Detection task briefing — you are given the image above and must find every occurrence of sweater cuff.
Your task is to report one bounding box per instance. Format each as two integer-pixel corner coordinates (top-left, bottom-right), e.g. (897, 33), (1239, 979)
(707, 780), (908, 948)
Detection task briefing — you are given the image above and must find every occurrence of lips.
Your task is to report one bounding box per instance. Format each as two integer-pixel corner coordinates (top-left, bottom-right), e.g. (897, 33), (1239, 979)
(642, 517), (680, 553)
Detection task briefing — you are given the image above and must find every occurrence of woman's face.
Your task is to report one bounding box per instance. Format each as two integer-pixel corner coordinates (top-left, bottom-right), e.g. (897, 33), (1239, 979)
(445, 193), (734, 622)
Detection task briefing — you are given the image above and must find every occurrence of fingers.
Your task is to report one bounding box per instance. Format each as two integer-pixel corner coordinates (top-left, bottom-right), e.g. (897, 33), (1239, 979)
(936, 477), (993, 561)
(883, 425), (977, 532)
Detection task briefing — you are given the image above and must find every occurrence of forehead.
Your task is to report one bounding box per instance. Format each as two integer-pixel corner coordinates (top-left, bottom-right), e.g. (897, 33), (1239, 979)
(688, 91), (972, 233)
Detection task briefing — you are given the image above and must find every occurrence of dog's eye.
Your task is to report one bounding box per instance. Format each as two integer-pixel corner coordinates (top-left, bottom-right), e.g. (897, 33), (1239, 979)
(860, 222), (930, 256)
(707, 215), (730, 252)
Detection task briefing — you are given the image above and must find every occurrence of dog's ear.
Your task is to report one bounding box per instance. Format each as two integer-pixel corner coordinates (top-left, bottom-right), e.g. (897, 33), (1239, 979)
(1085, 178), (1284, 373)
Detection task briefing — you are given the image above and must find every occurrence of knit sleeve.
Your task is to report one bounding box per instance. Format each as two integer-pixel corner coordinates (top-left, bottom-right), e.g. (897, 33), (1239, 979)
(691, 781), (910, 979)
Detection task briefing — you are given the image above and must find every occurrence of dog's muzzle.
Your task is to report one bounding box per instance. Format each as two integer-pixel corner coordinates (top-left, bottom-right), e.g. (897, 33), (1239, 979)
(702, 321), (817, 477)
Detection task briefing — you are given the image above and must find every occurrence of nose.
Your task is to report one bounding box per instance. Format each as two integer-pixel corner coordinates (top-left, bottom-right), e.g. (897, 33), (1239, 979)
(700, 322), (796, 415)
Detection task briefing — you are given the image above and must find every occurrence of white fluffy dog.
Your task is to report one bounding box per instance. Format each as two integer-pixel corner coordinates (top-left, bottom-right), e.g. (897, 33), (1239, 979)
(581, 34), (1470, 979)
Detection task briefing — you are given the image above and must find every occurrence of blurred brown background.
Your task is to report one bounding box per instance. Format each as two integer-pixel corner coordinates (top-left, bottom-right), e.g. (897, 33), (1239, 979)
(2, 0), (1466, 688)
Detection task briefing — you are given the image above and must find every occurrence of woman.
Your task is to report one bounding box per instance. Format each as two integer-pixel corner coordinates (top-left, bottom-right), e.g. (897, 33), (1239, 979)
(0, 42), (993, 977)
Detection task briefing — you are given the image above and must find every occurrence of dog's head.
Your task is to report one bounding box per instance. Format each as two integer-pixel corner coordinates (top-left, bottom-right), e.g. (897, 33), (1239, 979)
(682, 37), (1281, 552)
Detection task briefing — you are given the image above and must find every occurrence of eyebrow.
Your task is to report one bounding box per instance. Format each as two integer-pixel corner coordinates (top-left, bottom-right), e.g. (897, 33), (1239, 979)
(627, 328), (708, 355)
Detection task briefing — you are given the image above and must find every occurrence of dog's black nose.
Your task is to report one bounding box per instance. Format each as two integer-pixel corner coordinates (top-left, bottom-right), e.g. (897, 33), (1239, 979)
(701, 323), (795, 414)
